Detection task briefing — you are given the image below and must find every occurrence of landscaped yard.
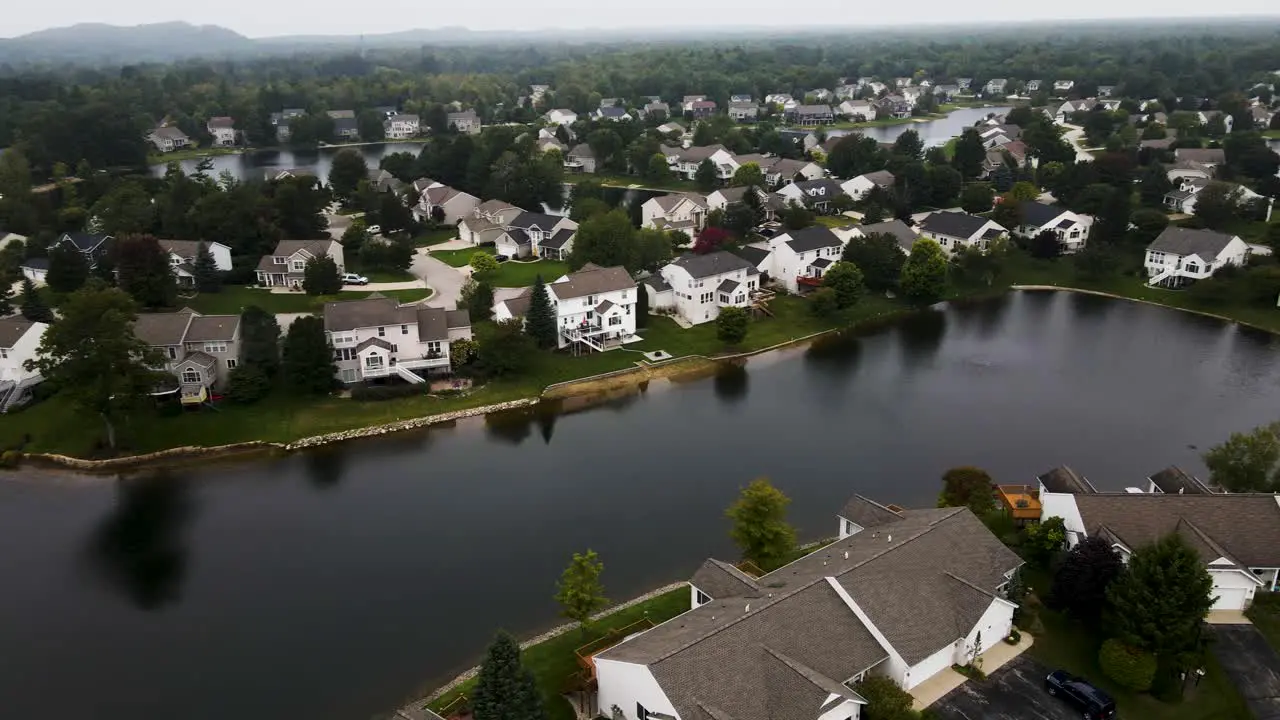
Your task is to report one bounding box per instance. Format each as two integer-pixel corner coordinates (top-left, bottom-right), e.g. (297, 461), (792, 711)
(814, 215), (857, 229)
(564, 172), (697, 192)
(413, 227), (457, 247)
(348, 266), (417, 283)
(180, 286), (430, 315)
(146, 145), (243, 164)
(476, 259), (570, 287)
(431, 246), (494, 268)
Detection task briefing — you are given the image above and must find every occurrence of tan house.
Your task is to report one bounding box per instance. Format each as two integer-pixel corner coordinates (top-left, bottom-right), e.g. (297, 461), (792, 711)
(255, 239), (345, 288)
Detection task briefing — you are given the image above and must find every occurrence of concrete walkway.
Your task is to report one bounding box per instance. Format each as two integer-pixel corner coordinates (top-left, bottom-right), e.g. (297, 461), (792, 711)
(266, 279), (427, 294)
(413, 249), (466, 309)
(911, 634), (1035, 710)
(427, 238), (472, 251)
(1207, 609), (1252, 625)
(1059, 124), (1097, 163)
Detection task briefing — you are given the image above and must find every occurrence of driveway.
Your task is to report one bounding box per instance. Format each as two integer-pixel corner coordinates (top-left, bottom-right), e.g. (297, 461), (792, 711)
(1207, 624), (1280, 719)
(412, 249), (465, 309)
(931, 655), (1078, 720)
(1059, 124), (1097, 163)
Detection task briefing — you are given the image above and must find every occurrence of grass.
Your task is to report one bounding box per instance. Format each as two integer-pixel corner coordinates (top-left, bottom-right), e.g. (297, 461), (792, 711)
(350, 267), (416, 283)
(431, 246), (495, 268)
(1263, 130), (1280, 139)
(146, 145), (243, 164)
(815, 215), (857, 229)
(426, 588), (690, 720)
(180, 285), (430, 315)
(413, 228), (458, 247)
(1246, 592), (1280, 653)
(477, 259), (571, 288)
(564, 172), (698, 192)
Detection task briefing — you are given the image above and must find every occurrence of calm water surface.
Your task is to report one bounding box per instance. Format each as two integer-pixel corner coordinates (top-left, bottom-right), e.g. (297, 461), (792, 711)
(149, 142), (427, 181)
(829, 106), (1012, 147)
(3, 291), (1280, 720)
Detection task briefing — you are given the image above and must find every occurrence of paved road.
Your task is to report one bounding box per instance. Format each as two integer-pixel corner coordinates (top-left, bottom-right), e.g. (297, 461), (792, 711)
(1208, 624), (1280, 720)
(931, 655), (1078, 720)
(413, 249), (466, 309)
(1059, 124), (1097, 163)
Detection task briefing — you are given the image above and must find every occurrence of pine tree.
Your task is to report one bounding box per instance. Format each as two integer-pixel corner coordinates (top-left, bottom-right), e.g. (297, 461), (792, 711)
(239, 305), (281, 377)
(46, 241), (89, 294)
(18, 278), (53, 323)
(115, 235), (178, 308)
(524, 275), (557, 349)
(635, 282), (650, 328)
(281, 316), (337, 395)
(471, 632), (548, 720)
(192, 242), (222, 293)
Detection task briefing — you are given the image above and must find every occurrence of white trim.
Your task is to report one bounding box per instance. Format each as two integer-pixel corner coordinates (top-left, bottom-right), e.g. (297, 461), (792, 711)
(825, 576), (903, 665)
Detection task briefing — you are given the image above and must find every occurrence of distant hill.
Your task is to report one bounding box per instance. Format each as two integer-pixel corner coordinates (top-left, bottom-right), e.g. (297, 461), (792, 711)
(0, 22), (254, 64)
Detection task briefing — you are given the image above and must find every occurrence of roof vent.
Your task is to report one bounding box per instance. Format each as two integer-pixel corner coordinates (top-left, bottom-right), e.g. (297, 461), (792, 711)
(887, 535), (892, 543)
(844, 551), (849, 560)
(745, 603), (751, 613)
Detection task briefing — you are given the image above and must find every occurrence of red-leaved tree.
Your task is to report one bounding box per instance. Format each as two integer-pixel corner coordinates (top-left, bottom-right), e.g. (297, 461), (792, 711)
(693, 226), (731, 255)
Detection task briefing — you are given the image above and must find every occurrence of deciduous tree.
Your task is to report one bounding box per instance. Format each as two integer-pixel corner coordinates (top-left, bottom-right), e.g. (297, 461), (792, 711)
(1203, 421), (1280, 492)
(470, 251), (500, 275)
(1024, 516), (1067, 566)
(462, 278), (495, 322)
(477, 318), (536, 377)
(303, 256), (341, 295)
(569, 209), (636, 270)
(1193, 181), (1242, 230)
(281, 315), (336, 395)
(329, 151), (367, 202)
(731, 162), (765, 188)
(899, 238), (948, 305)
(938, 466), (995, 515)
(960, 184), (995, 214)
(716, 306), (749, 345)
(554, 549), (608, 634)
(726, 478), (797, 572)
(822, 261), (865, 308)
(952, 129), (987, 178)
(842, 232), (906, 291)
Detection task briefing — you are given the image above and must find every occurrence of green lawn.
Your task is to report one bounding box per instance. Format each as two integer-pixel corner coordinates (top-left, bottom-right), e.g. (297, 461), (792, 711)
(564, 172), (698, 192)
(815, 216), (857, 229)
(350, 267), (416, 283)
(1263, 130), (1280, 139)
(427, 589), (689, 720)
(146, 145), (243, 164)
(180, 286), (430, 315)
(1246, 592), (1280, 653)
(478, 260), (570, 288)
(431, 246), (495, 268)
(413, 228), (457, 247)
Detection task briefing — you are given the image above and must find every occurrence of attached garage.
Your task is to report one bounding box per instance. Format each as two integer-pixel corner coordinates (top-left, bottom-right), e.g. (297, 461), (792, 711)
(1208, 568), (1263, 611)
(1211, 587), (1249, 611)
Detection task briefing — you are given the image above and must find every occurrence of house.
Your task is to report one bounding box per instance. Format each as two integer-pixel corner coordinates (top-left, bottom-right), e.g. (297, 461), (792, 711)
(1015, 202), (1092, 253)
(446, 110), (481, 135)
(329, 111), (359, 140)
(157, 239), (233, 286)
(728, 102), (760, 123)
(837, 101), (876, 122)
(916, 212), (1010, 255)
(529, 84), (550, 103)
(1196, 111), (1234, 133)
(593, 106), (633, 122)
(730, 94), (754, 104)
(672, 145), (739, 182)
(1164, 178), (1265, 216)
(148, 126), (191, 153)
(416, 185), (480, 225)
(367, 168), (406, 195)
(764, 93), (795, 108)
(835, 84), (860, 100)
(765, 226), (856, 293)
(809, 88), (836, 102)
(1054, 100), (1095, 124)
(324, 295), (470, 385)
(641, 193), (709, 234)
(494, 264), (638, 352)
(956, 78), (973, 91)
(706, 186), (770, 214)
(858, 219), (920, 254)
(932, 85), (960, 101)
(655, 122), (687, 140)
(49, 232), (113, 269)
(875, 96), (913, 120)
(978, 124), (1022, 149)
(473, 199), (525, 227)
(543, 109), (578, 126)
(840, 170), (896, 201)
(595, 497), (1022, 720)
(786, 104), (835, 126)
(688, 100), (718, 119)
(565, 144), (597, 174)
(1097, 85), (1116, 98)
(19, 257), (49, 284)
(1025, 80), (1043, 93)
(384, 114), (421, 139)
(1144, 227), (1251, 288)
(641, 101), (670, 119)
(643, 251), (761, 325)
(536, 136), (567, 154)
(207, 117), (236, 147)
(741, 156), (824, 188)
(1036, 466), (1280, 609)
(255, 239), (345, 288)
(262, 168), (314, 182)
(1170, 147), (1227, 182)
(134, 310), (241, 405)
(1251, 105), (1274, 129)
(1145, 466), (1219, 495)
(778, 130), (821, 154)
(1053, 80), (1075, 94)
(983, 78), (1008, 95)
(502, 212), (579, 261)
(775, 178), (847, 213)
(0, 317), (48, 413)
(271, 108), (305, 142)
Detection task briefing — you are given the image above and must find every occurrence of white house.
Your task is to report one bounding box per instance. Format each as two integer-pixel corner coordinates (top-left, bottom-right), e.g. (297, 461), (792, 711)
(672, 145), (740, 182)
(837, 101), (876, 121)
(594, 497), (1021, 720)
(1015, 202), (1092, 254)
(706, 186), (769, 214)
(416, 185), (481, 225)
(255, 239), (345, 288)
(775, 178), (847, 214)
(766, 226), (858, 294)
(446, 110), (481, 135)
(840, 170), (896, 201)
(494, 264), (638, 352)
(543, 109), (578, 126)
(157, 239), (233, 286)
(641, 193), (708, 234)
(1144, 227), (1251, 289)
(1036, 465), (1280, 610)
(737, 155), (824, 188)
(147, 126), (190, 153)
(643, 251), (761, 325)
(1197, 111), (1234, 134)
(1164, 178), (1267, 218)
(383, 114), (421, 139)
(19, 258), (49, 285)
(499, 212), (579, 261)
(324, 295), (471, 385)
(206, 117), (237, 146)
(0, 317), (48, 413)
(1053, 79), (1075, 93)
(916, 212), (1010, 255)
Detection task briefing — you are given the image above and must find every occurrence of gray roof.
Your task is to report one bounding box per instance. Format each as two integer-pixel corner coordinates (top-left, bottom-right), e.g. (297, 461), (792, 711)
(1148, 227), (1240, 261)
(791, 104), (834, 115)
(717, 279), (740, 293)
(548, 265), (634, 300)
(541, 228), (575, 250)
(268, 239), (336, 259)
(323, 296), (418, 333)
(355, 337), (394, 353)
(838, 495), (905, 530)
(671, 251), (755, 279)
(134, 312), (194, 346)
(151, 126), (188, 140)
(734, 246), (772, 269)
(690, 559), (762, 600)
(446, 309), (471, 329)
(676, 144), (728, 163)
(860, 170), (895, 187)
(1147, 466), (1215, 495)
(157, 239), (207, 258)
(791, 178), (845, 199)
(642, 274), (672, 292)
(416, 306), (449, 342)
(184, 315), (240, 342)
(510, 211), (565, 232)
(207, 116), (234, 129)
(1019, 202), (1071, 228)
(782, 226), (842, 253)
(918, 211), (994, 240)
(60, 232), (110, 252)
(1038, 466), (1098, 494)
(652, 193), (709, 212)
(0, 317), (38, 348)
(1175, 148), (1226, 165)
(859, 220), (919, 252)
(332, 117), (358, 134)
(810, 257), (833, 269)
(20, 257), (48, 271)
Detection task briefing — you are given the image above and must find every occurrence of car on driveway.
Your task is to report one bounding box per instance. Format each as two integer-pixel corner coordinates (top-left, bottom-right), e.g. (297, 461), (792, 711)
(341, 273), (369, 286)
(1044, 670), (1116, 719)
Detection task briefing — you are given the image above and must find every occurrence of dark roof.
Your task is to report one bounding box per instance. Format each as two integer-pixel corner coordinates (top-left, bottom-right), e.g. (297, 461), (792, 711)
(1019, 201), (1071, 228)
(1147, 466), (1215, 495)
(1072, 493), (1280, 568)
(133, 312), (194, 347)
(445, 309), (471, 329)
(1054, 218), (1077, 229)
(59, 232), (110, 252)
(323, 296), (418, 332)
(355, 337), (394, 353)
(1038, 466), (1098, 494)
(1148, 227), (1240, 261)
(792, 178), (845, 199)
(500, 291), (533, 318)
(178, 350), (216, 368)
(642, 274), (672, 292)
(918, 211), (994, 240)
(0, 317), (39, 347)
(859, 220), (918, 253)
(810, 257), (833, 269)
(671, 251), (755, 279)
(332, 117), (358, 134)
(416, 306), (449, 342)
(509, 211), (563, 232)
(782, 226), (842, 253)
(734, 245), (772, 269)
(20, 257), (49, 271)
(717, 279), (740, 293)
(541, 228), (575, 250)
(548, 265), (634, 300)
(598, 106), (629, 118)
(184, 315), (239, 342)
(838, 495), (905, 530)
(1175, 148), (1226, 165)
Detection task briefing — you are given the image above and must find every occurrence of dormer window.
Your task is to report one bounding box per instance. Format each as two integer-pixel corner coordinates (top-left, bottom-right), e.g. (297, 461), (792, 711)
(273, 256), (286, 265)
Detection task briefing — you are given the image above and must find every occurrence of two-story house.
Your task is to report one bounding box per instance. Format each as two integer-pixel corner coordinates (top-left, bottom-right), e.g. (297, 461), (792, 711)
(271, 109), (306, 142)
(0, 317), (48, 413)
(1015, 202), (1092, 254)
(1145, 227), (1251, 288)
(641, 101), (670, 119)
(641, 193), (709, 234)
(494, 264), (638, 352)
(565, 144), (597, 174)
(774, 178), (847, 214)
(916, 212), (1010, 255)
(255, 239), (345, 288)
(837, 100), (876, 121)
(672, 145), (740, 182)
(206, 117), (237, 147)
(458, 200), (525, 246)
(158, 239), (234, 286)
(328, 110), (360, 140)
(543, 109), (578, 126)
(706, 185), (771, 215)
(840, 170), (896, 201)
(784, 104), (835, 126)
(134, 310), (241, 405)
(728, 102), (760, 123)
(443, 110), (479, 135)
(498, 212), (579, 261)
(983, 78), (1008, 96)
(383, 114), (421, 139)
(416, 185), (481, 225)
(736, 155), (824, 188)
(147, 126), (191, 153)
(766, 225), (859, 294)
(324, 295), (471, 385)
(1053, 79), (1075, 94)
(643, 251), (761, 325)
(49, 232), (114, 270)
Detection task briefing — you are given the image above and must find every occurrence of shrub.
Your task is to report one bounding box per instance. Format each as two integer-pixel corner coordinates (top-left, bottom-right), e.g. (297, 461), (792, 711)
(0, 450), (20, 469)
(1005, 628), (1022, 645)
(853, 675), (919, 720)
(227, 364), (272, 404)
(350, 382), (427, 401)
(1098, 638), (1157, 692)
(952, 663), (986, 680)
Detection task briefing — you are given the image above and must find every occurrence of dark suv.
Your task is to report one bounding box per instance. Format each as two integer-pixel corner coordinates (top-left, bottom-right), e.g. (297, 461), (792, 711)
(1045, 670), (1117, 719)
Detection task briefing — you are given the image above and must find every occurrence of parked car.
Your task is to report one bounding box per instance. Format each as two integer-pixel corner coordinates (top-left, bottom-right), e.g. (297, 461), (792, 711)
(494, 254), (509, 263)
(365, 225), (382, 236)
(1045, 670), (1116, 719)
(341, 273), (369, 286)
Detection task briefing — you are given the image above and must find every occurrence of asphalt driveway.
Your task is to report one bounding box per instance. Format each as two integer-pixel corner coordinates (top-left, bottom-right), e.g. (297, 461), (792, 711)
(1208, 624), (1280, 720)
(930, 655), (1080, 720)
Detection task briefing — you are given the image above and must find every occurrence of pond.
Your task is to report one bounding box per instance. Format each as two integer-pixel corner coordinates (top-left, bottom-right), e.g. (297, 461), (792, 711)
(2, 291), (1279, 720)
(148, 142), (427, 181)
(828, 106), (1013, 147)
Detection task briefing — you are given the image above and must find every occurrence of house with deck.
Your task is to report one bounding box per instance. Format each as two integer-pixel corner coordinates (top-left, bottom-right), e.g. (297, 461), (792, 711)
(494, 264), (638, 352)
(207, 117), (237, 146)
(416, 185), (480, 225)
(858, 219), (921, 254)
(775, 178), (847, 213)
(593, 496), (1022, 720)
(384, 114), (421, 139)
(158, 239), (233, 286)
(786, 104), (836, 126)
(1144, 227), (1250, 289)
(916, 212), (1009, 255)
(765, 226), (858, 293)
(1014, 202), (1092, 254)
(499, 212), (579, 261)
(0, 317), (48, 413)
(641, 193), (708, 234)
(672, 145), (740, 183)
(642, 251), (761, 325)
(148, 126), (191, 153)
(565, 144), (597, 174)
(255, 239), (345, 288)
(324, 295), (471, 385)
(134, 310), (241, 406)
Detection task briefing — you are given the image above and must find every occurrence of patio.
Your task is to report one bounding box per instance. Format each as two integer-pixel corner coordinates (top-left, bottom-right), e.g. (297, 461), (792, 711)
(910, 633), (1035, 710)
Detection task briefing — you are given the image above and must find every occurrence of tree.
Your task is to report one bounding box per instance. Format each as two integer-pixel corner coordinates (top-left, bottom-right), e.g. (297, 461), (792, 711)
(569, 209), (635, 270)
(470, 251), (500, 275)
(1202, 421), (1280, 492)
(226, 364), (272, 404)
(378, 191), (415, 235)
(1193, 181), (1242, 230)
(991, 197), (1023, 232)
(1029, 230), (1063, 260)
(952, 129), (987, 178)
(926, 165), (963, 207)
(18, 278), (52, 322)
(695, 158), (718, 192)
(716, 306), (749, 345)
(1024, 516), (1067, 566)
(937, 466), (995, 516)
(281, 315), (336, 396)
(827, 134), (886, 179)
(892, 129), (924, 159)
(1130, 208), (1170, 246)
(1104, 534), (1215, 675)
(471, 632), (547, 720)
(781, 201), (814, 230)
(341, 219), (370, 257)
(960, 184), (995, 214)
(645, 153), (672, 183)
(554, 550), (608, 634)
(726, 478), (797, 572)
(635, 281), (650, 328)
(899, 238), (948, 305)
(303, 256), (341, 295)
(842, 233), (906, 291)
(1048, 536), (1125, 627)
(852, 676), (917, 720)
(0, 281), (10, 316)
(115, 235), (177, 308)
(328, 150), (370, 201)
(1098, 638), (1158, 693)
(477, 318), (536, 377)
(693, 226), (732, 255)
(24, 281), (161, 450)
(810, 287), (839, 317)
(1138, 163), (1174, 207)
(90, 182), (155, 236)
(822, 261), (865, 308)
(524, 275), (558, 349)
(46, 240), (90, 294)
(192, 242), (222, 293)
(1007, 181), (1039, 204)
(462, 278), (495, 322)
(239, 306), (281, 377)
(731, 162), (765, 188)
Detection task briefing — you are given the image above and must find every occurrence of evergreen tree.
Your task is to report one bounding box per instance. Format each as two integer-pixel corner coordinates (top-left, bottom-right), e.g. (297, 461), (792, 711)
(726, 477), (797, 571)
(115, 235), (177, 308)
(281, 316), (337, 395)
(695, 158), (718, 192)
(239, 305), (281, 377)
(18, 278), (53, 322)
(462, 278), (495, 322)
(524, 275), (558, 349)
(1048, 536), (1125, 627)
(192, 242), (222, 293)
(471, 632), (547, 720)
(635, 282), (650, 328)
(303, 256), (342, 296)
(46, 241), (89, 294)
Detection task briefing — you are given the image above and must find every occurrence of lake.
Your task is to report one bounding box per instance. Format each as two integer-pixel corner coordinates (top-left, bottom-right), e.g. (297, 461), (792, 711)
(828, 106), (1013, 147)
(3, 290), (1279, 720)
(148, 142), (428, 181)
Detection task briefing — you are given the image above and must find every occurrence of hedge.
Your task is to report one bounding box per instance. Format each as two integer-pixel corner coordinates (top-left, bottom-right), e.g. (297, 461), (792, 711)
(1098, 637), (1157, 692)
(350, 382), (427, 401)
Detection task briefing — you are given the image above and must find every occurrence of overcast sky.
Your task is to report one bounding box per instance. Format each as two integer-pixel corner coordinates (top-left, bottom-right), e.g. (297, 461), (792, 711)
(4, 2), (1280, 38)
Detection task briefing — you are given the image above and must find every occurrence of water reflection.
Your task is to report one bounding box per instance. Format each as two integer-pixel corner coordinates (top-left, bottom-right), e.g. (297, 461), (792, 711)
(304, 446), (347, 490)
(896, 309), (947, 366)
(1067, 292), (1111, 320)
(536, 401), (561, 445)
(949, 295), (1011, 339)
(804, 330), (862, 376)
(86, 474), (196, 611)
(484, 408), (534, 446)
(712, 362), (750, 403)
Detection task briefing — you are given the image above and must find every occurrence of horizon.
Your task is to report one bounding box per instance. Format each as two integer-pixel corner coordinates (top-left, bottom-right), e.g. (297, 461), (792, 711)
(4, 7), (1280, 40)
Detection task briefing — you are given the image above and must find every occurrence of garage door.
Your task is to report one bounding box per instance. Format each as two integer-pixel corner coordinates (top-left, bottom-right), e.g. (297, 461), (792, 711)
(1212, 587), (1248, 610)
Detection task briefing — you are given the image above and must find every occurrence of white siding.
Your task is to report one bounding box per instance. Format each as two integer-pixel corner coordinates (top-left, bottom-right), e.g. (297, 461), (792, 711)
(0, 322), (47, 384)
(1038, 491), (1086, 545)
(818, 698), (863, 720)
(595, 659), (680, 720)
(962, 598), (1016, 660)
(905, 642), (959, 691)
(1208, 569), (1262, 611)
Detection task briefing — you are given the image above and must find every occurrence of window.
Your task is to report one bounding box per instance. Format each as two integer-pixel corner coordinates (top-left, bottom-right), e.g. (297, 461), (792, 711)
(0, 349), (6, 359)
(695, 590), (711, 606)
(586, 311), (594, 320)
(1185, 263), (1199, 273)
(273, 256), (286, 265)
(340, 368), (358, 383)
(638, 704), (649, 720)
(587, 294), (597, 305)
(335, 348), (357, 362)
(181, 369), (202, 384)
(168, 347), (177, 360)
(401, 324), (409, 335)
(226, 358), (238, 369)
(719, 293), (729, 303)
(378, 327), (386, 337)
(204, 341), (228, 353)
(290, 261), (305, 272)
(365, 355), (385, 369)
(608, 315), (622, 326)
(427, 341), (442, 355)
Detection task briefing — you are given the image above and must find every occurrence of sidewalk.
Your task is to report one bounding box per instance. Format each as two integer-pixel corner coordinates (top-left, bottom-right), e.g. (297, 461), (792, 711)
(910, 633), (1034, 710)
(266, 279), (427, 294)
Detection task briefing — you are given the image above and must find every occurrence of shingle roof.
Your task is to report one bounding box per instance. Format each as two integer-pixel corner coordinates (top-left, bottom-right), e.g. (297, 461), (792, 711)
(858, 220), (919, 253)
(178, 350), (216, 368)
(781, 226), (842, 253)
(133, 312), (194, 347)
(717, 279), (740, 293)
(416, 306), (449, 342)
(733, 246), (772, 269)
(1175, 148), (1226, 166)
(20, 257), (48, 271)
(642, 274), (672, 292)
(839, 495), (905, 530)
(355, 337), (394, 353)
(323, 296), (418, 332)
(510, 211), (565, 231)
(0, 317), (38, 348)
(676, 144), (728, 163)
(184, 315), (239, 342)
(860, 170), (895, 187)
(1038, 466), (1097, 494)
(548, 265), (634, 300)
(652, 193), (709, 213)
(60, 232), (110, 252)
(1148, 227), (1240, 261)
(918, 211), (994, 240)
(156, 239), (210, 258)
(541, 228), (575, 250)
(207, 116), (235, 129)
(1147, 466), (1214, 495)
(670, 251), (755, 279)
(269, 239), (336, 259)
(1019, 201), (1071, 228)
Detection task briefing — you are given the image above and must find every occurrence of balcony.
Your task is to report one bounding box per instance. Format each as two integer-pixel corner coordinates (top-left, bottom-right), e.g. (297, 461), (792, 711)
(399, 354), (451, 370)
(563, 323), (607, 340)
(996, 485), (1042, 524)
